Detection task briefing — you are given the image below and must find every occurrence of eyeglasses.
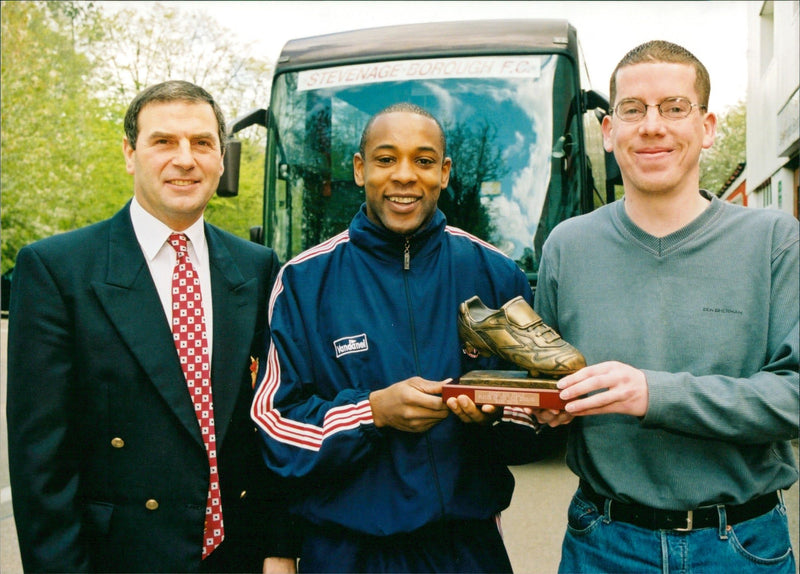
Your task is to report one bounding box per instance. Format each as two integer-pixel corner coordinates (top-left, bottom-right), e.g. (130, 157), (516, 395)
(612, 97), (707, 122)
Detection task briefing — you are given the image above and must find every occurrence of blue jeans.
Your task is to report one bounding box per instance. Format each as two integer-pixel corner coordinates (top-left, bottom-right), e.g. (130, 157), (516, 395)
(558, 487), (796, 574)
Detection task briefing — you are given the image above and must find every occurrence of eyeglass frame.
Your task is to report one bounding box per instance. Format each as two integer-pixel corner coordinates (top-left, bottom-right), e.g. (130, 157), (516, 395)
(610, 97), (707, 122)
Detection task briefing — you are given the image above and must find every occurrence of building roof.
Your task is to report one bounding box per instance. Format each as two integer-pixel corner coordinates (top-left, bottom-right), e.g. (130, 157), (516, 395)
(717, 161), (746, 196)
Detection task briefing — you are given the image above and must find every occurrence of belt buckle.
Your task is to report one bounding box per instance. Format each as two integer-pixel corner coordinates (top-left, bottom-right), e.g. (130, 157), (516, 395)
(674, 510), (694, 531)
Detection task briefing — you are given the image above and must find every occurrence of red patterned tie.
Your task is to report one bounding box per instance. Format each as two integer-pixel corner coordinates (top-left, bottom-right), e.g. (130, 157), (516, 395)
(168, 233), (224, 559)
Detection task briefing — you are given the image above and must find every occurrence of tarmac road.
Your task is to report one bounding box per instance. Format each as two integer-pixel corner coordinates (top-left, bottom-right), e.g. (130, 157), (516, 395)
(1, 318), (797, 573)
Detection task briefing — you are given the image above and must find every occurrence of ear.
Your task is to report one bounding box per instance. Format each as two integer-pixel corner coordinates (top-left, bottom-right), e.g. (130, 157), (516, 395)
(353, 153), (365, 186)
(123, 137), (136, 175)
(440, 157), (452, 189)
(701, 111), (717, 150)
(601, 115), (614, 153)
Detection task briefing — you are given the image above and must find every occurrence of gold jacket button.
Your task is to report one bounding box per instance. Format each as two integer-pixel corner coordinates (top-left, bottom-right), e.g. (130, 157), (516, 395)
(111, 437), (125, 449)
(145, 499), (159, 511)
(240, 490), (247, 499)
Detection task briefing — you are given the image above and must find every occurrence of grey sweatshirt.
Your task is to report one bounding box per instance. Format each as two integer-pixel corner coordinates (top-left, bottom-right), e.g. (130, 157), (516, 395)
(535, 191), (799, 509)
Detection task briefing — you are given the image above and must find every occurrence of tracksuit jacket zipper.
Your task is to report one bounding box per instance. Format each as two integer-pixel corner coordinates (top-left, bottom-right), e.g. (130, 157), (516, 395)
(402, 235), (447, 521)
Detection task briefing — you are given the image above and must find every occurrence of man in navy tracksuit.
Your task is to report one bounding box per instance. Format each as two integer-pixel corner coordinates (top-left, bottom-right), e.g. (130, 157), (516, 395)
(252, 103), (548, 572)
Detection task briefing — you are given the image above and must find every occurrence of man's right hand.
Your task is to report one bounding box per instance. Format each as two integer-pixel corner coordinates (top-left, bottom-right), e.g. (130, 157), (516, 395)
(369, 377), (450, 432)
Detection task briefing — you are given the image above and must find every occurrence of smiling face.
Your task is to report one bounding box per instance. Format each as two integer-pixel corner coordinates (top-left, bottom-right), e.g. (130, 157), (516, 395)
(602, 62), (716, 200)
(353, 111), (451, 236)
(123, 100), (224, 231)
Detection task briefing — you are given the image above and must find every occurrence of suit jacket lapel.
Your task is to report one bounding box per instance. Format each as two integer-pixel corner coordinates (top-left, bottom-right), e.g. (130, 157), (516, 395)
(91, 205), (204, 447)
(206, 225), (259, 448)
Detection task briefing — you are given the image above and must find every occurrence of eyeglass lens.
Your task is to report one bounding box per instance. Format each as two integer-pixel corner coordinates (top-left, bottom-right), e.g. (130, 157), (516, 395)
(615, 97), (695, 121)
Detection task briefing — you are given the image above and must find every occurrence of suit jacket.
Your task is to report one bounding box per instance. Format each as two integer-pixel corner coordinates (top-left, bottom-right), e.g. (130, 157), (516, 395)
(7, 203), (295, 572)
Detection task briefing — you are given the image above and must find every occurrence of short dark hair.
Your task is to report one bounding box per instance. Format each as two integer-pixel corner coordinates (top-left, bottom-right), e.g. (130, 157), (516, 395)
(358, 103), (447, 158)
(610, 40), (711, 109)
(123, 80), (227, 154)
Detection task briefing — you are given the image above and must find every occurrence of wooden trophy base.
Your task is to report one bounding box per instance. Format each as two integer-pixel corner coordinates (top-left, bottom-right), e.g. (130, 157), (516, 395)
(442, 370), (566, 409)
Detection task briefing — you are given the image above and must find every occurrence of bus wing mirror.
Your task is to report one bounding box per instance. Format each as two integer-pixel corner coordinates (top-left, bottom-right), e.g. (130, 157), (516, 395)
(217, 138), (241, 197)
(583, 89), (611, 117)
(604, 149), (622, 203)
(582, 90), (622, 201)
(216, 108), (268, 197)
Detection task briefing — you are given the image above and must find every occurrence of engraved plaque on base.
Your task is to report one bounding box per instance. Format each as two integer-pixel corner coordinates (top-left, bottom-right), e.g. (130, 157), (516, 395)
(442, 370), (567, 409)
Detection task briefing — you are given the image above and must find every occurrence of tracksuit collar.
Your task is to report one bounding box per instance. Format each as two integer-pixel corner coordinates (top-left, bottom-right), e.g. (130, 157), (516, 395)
(349, 203), (446, 267)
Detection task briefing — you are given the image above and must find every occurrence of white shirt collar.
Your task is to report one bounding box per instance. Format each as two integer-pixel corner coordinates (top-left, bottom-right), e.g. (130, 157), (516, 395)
(129, 197), (207, 261)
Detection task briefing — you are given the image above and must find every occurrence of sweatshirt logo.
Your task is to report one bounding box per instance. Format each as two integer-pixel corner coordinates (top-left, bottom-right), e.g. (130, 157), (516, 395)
(334, 333), (369, 358)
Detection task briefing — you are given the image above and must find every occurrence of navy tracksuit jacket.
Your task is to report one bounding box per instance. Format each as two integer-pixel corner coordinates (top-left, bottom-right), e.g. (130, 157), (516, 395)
(252, 206), (548, 570)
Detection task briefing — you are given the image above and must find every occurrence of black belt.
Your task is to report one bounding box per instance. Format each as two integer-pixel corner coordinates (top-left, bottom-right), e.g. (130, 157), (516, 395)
(579, 480), (779, 531)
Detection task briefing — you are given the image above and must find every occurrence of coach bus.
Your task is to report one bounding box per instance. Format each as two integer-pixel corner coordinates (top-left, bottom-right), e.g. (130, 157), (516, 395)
(219, 19), (620, 284)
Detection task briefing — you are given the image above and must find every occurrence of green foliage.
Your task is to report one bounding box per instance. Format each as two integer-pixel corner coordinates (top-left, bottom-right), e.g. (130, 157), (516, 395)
(700, 100), (746, 195)
(1, 1), (274, 273)
(1, 1), (129, 273)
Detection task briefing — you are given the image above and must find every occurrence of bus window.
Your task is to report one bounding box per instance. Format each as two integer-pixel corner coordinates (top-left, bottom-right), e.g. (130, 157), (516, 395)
(267, 54), (584, 279)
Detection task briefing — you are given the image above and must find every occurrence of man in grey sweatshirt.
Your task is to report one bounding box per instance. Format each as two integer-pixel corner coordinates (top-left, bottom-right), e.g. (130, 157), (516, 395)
(534, 40), (798, 573)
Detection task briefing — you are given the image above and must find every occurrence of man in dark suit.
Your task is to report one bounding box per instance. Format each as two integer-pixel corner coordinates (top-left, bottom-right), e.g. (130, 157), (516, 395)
(7, 81), (297, 573)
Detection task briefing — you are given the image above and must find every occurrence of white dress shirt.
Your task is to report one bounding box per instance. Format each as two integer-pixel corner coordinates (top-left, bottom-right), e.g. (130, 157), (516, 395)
(129, 197), (214, 355)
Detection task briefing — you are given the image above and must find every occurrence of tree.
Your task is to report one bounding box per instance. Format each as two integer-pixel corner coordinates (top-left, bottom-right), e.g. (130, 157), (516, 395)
(1, 1), (127, 273)
(700, 100), (746, 195)
(88, 3), (272, 117)
(84, 2), (274, 240)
